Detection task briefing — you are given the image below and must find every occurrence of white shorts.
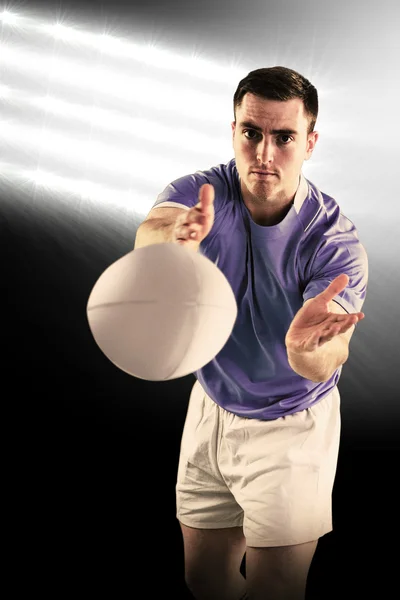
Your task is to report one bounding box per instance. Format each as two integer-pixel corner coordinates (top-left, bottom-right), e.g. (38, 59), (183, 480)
(176, 379), (341, 547)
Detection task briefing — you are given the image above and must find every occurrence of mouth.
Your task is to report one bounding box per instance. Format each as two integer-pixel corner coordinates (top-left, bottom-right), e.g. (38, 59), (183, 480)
(252, 171), (277, 177)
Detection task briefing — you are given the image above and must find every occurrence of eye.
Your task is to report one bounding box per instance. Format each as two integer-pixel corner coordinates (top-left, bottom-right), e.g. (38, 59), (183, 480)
(243, 129), (261, 140)
(278, 134), (293, 145)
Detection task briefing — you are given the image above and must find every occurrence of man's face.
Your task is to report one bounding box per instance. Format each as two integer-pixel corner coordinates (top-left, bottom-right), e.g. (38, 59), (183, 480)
(232, 93), (318, 204)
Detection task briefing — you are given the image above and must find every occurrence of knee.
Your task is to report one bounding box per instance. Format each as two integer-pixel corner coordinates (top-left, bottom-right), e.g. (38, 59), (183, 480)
(184, 565), (212, 597)
(185, 565), (245, 600)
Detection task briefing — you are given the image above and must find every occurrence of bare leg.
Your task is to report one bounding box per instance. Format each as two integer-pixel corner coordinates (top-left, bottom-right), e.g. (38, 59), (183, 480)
(180, 522), (247, 600)
(245, 540), (318, 600)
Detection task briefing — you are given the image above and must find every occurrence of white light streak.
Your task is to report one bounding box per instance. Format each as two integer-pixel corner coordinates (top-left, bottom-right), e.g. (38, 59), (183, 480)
(39, 23), (244, 84)
(0, 14), (245, 84)
(0, 84), (11, 99)
(26, 169), (136, 210)
(0, 161), (153, 214)
(24, 94), (228, 156)
(0, 119), (203, 186)
(0, 44), (230, 122)
(0, 10), (18, 25)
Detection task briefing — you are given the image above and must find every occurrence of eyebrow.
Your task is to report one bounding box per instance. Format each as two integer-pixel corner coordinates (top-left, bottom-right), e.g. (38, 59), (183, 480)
(239, 121), (298, 135)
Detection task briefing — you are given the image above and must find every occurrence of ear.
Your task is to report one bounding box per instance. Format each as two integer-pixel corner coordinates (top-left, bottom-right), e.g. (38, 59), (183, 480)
(231, 121), (236, 145)
(305, 130), (319, 160)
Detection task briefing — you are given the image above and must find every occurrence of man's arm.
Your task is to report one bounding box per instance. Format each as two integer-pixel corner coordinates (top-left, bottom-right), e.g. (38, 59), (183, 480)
(285, 274), (365, 383)
(134, 207), (188, 249)
(287, 300), (355, 382)
(134, 184), (214, 251)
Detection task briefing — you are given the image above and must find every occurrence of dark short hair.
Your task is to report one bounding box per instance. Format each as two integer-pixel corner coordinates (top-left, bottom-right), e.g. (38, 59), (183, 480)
(233, 66), (318, 134)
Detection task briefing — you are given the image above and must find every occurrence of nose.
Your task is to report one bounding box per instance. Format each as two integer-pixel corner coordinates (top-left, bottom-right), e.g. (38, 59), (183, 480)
(257, 139), (274, 165)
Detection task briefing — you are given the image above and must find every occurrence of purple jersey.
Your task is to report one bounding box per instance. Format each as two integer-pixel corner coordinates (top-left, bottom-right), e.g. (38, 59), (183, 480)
(151, 159), (368, 419)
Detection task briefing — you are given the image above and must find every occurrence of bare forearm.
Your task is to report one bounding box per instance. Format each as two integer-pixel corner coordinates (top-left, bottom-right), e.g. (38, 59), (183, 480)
(134, 217), (201, 252)
(287, 335), (349, 382)
(134, 218), (177, 248)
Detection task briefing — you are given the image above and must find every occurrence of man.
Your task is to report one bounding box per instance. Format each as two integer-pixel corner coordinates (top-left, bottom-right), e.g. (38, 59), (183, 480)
(134, 66), (368, 600)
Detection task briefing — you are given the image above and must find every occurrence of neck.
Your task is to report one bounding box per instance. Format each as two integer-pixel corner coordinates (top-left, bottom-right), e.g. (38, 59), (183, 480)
(240, 179), (299, 226)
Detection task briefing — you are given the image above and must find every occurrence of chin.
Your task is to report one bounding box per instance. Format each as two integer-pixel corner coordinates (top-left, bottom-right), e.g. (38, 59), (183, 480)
(253, 179), (278, 191)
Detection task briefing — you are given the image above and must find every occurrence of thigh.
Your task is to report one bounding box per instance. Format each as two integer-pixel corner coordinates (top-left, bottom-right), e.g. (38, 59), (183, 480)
(176, 380), (243, 529)
(180, 523), (246, 573)
(221, 387), (341, 547)
(180, 522), (247, 599)
(245, 540), (318, 600)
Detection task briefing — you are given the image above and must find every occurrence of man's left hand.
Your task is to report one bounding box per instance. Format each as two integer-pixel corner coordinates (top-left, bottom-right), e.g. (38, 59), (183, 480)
(285, 274), (365, 354)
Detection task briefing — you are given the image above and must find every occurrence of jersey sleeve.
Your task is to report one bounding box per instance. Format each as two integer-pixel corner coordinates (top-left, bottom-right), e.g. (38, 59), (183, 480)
(151, 169), (222, 213)
(303, 219), (368, 314)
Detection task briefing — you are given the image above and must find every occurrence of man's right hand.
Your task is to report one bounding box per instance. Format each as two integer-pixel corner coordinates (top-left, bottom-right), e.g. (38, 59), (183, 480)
(173, 183), (215, 249)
